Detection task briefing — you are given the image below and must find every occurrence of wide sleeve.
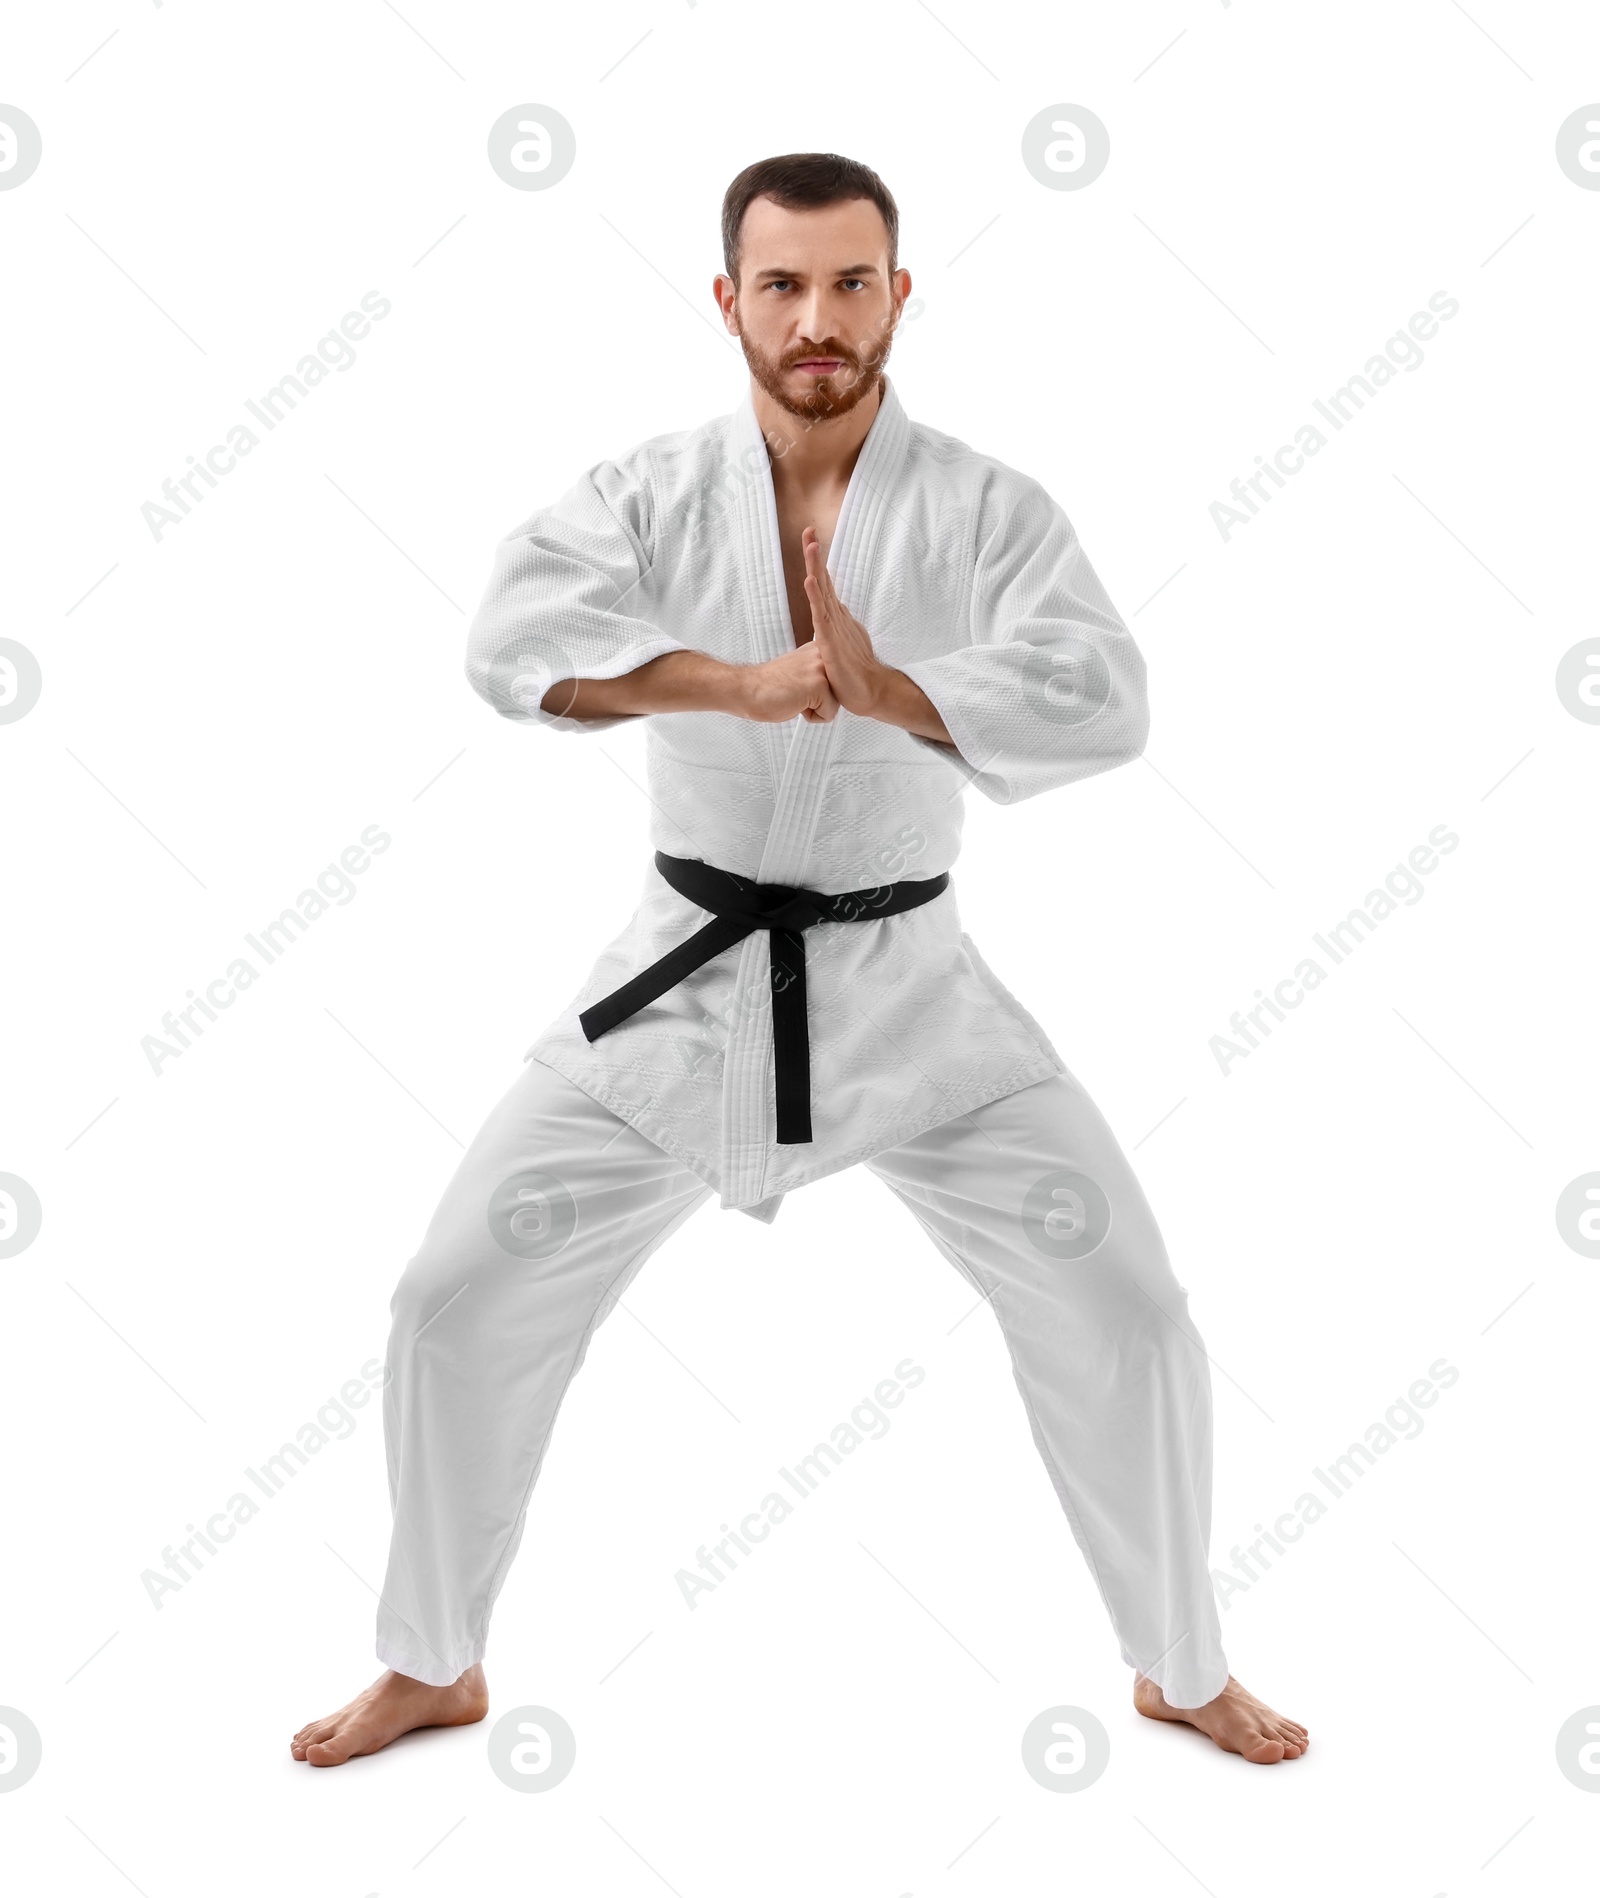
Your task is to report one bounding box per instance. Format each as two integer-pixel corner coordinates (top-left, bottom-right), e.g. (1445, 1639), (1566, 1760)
(896, 471), (1150, 804)
(463, 456), (691, 735)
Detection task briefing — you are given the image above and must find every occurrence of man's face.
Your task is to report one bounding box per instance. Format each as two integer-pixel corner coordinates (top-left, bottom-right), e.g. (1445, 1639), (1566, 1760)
(715, 196), (912, 427)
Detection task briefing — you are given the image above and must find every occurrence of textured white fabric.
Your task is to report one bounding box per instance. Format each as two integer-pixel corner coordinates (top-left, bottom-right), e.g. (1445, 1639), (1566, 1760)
(464, 378), (1149, 1217)
(378, 1055), (1228, 1709)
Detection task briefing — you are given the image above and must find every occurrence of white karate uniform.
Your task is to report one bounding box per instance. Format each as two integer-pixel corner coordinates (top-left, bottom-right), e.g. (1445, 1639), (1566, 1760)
(462, 377), (1148, 1222)
(378, 1057), (1227, 1709)
(376, 379), (1229, 1709)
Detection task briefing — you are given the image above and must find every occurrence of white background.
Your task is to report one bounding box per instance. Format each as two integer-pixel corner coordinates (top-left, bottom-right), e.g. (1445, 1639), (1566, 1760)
(3, 1), (1597, 1892)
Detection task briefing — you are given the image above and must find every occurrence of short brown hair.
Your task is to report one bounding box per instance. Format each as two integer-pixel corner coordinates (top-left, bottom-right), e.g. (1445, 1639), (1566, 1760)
(721, 152), (899, 284)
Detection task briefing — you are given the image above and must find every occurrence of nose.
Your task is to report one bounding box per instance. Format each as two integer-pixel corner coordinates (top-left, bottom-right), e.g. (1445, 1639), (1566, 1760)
(794, 290), (831, 345)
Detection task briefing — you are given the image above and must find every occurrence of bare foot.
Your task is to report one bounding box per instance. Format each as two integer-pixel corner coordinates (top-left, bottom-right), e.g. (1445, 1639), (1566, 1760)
(291, 1664), (489, 1767)
(1133, 1673), (1307, 1764)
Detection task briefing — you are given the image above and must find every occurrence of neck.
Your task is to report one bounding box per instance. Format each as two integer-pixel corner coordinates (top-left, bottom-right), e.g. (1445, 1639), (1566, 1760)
(750, 377), (885, 490)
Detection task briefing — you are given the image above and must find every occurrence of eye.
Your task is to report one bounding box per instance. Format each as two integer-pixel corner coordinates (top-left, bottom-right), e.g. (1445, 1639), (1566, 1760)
(767, 278), (794, 293)
(841, 278), (867, 291)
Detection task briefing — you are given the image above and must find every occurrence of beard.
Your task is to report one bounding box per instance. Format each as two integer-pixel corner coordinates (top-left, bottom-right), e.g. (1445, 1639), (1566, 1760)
(737, 321), (896, 426)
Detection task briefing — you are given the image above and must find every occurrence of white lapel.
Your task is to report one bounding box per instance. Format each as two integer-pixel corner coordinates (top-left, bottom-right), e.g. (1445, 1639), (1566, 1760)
(727, 378), (913, 886)
(718, 379), (912, 1195)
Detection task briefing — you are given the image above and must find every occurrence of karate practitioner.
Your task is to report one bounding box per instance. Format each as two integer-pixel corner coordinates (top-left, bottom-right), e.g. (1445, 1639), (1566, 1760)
(293, 153), (1305, 1768)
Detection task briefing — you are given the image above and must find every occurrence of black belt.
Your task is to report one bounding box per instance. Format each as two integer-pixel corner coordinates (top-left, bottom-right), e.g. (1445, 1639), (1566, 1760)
(579, 851), (951, 1145)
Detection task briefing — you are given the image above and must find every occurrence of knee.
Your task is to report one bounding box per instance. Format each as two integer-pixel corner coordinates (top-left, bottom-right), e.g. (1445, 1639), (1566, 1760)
(389, 1232), (476, 1342)
(1101, 1266), (1207, 1375)
(1025, 1253), (1198, 1359)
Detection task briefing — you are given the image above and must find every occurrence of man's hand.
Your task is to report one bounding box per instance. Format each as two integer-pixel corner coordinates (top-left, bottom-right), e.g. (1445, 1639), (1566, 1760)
(802, 526), (955, 745)
(737, 640), (840, 725)
(801, 525), (888, 717)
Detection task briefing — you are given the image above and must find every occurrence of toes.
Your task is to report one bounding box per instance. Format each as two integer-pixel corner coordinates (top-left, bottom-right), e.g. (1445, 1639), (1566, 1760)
(305, 1729), (358, 1767)
(1241, 1733), (1287, 1764)
(291, 1718), (340, 1761)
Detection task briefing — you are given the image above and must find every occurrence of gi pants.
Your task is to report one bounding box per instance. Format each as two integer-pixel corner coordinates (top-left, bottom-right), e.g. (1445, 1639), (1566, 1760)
(376, 1057), (1230, 1710)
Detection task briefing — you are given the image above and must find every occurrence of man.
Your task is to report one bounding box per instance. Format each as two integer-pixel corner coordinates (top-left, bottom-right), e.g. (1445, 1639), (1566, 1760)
(293, 153), (1306, 1769)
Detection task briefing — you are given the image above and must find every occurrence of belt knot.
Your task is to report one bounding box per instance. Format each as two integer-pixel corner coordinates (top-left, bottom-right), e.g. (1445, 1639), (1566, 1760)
(579, 852), (951, 1145)
(740, 883), (829, 933)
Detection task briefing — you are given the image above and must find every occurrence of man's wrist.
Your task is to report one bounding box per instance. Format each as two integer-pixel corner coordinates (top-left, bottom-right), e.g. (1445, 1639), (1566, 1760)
(859, 658), (892, 721)
(718, 659), (756, 719)
(864, 662), (952, 744)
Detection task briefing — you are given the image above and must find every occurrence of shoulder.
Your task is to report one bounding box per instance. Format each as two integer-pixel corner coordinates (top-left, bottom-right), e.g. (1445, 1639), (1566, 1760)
(586, 409), (738, 513)
(902, 418), (1065, 544)
(504, 408), (735, 556)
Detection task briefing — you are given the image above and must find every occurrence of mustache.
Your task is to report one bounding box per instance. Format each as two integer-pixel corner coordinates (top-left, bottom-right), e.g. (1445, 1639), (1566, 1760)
(782, 342), (860, 369)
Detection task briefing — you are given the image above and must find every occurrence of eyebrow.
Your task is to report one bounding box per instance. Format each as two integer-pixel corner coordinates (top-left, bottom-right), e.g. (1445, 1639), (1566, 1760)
(750, 262), (882, 281)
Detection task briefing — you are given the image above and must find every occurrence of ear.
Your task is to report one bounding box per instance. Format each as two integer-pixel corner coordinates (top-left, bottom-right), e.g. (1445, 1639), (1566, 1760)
(713, 273), (739, 334)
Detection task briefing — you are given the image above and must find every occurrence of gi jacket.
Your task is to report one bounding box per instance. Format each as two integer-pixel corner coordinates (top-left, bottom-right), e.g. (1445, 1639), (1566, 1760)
(464, 378), (1150, 1221)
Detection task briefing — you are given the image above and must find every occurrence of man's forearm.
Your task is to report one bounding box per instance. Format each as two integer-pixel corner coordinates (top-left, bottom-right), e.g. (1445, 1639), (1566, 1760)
(540, 650), (749, 721)
(540, 647), (953, 746)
